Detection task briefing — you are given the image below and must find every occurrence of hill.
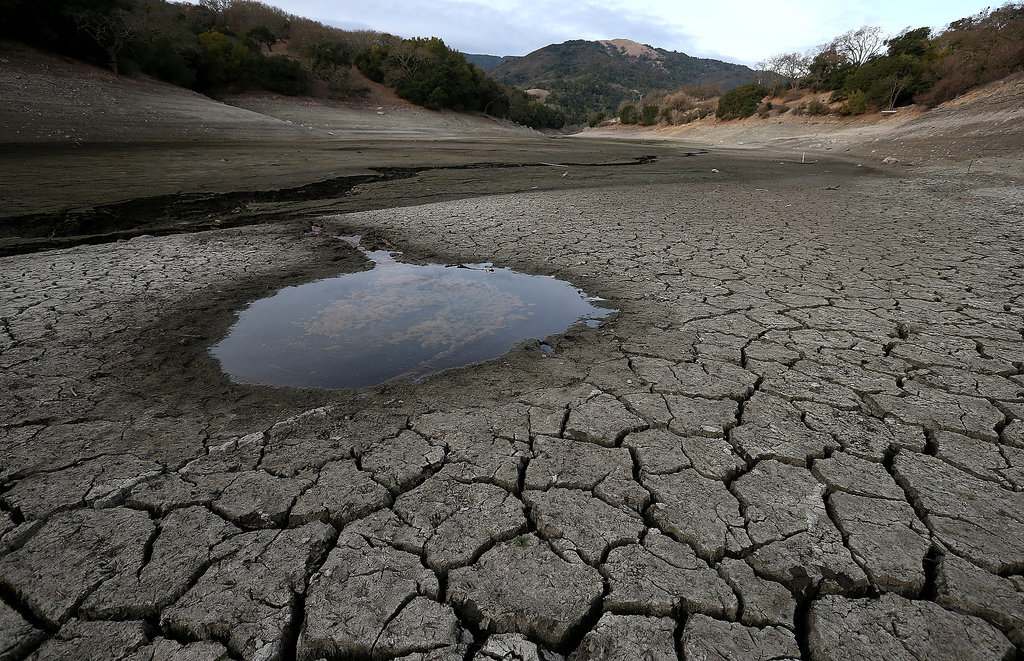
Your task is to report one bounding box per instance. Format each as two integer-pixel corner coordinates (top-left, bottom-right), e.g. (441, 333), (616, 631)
(487, 38), (757, 123)
(0, 38), (542, 146)
(463, 53), (520, 71)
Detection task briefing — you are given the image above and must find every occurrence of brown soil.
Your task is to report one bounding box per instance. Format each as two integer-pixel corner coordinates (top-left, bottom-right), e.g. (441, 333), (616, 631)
(2, 36), (1022, 256)
(3, 39), (1024, 660)
(586, 72), (1024, 180)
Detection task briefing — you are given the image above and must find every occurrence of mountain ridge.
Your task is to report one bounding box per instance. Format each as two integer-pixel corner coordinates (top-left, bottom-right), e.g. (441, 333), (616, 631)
(485, 38), (757, 123)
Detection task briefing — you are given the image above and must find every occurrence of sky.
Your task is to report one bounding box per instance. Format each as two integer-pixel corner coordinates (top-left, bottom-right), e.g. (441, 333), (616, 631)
(273, 0), (996, 65)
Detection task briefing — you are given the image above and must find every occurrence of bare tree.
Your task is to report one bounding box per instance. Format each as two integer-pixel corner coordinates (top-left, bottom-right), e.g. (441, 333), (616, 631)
(883, 74), (914, 109)
(347, 30), (390, 53)
(385, 41), (427, 86)
(70, 9), (133, 75)
(832, 25), (885, 65)
(758, 51), (811, 94)
(222, 1), (291, 38)
(200, 0), (233, 16)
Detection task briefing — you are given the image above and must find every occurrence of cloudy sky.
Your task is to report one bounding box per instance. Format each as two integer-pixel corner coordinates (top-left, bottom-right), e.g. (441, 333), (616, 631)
(274, 0), (994, 65)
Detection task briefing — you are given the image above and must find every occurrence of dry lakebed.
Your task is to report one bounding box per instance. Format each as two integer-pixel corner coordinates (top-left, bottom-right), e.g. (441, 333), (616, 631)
(2, 40), (1024, 661)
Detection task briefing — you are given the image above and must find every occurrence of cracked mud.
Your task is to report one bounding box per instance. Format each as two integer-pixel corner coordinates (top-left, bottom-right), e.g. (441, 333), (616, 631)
(2, 148), (1024, 661)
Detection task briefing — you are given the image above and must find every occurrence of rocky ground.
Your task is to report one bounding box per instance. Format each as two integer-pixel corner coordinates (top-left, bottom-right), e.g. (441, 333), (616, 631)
(3, 40), (1024, 661)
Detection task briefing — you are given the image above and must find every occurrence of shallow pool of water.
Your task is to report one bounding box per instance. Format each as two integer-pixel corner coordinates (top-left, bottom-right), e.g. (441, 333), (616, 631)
(211, 245), (613, 389)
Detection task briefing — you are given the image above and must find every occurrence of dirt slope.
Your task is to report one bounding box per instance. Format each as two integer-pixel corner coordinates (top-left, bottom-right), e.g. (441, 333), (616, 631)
(584, 72), (1024, 179)
(0, 39), (535, 144)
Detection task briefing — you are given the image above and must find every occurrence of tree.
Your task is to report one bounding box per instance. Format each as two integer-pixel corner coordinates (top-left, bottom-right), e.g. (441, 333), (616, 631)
(715, 83), (768, 119)
(200, 0), (232, 16)
(386, 40), (429, 87)
(885, 27), (932, 58)
(640, 103), (659, 125)
(759, 51), (811, 94)
(1, 0), (129, 58)
(881, 73), (915, 109)
(839, 89), (868, 115)
(916, 2), (1024, 107)
(250, 55), (310, 95)
(197, 30), (251, 88)
(353, 42), (392, 82)
(841, 51), (930, 110)
(504, 87), (565, 129)
(222, 1), (291, 37)
(479, 77), (510, 117)
(618, 103), (638, 124)
(245, 25), (276, 52)
(303, 40), (350, 77)
(125, 0), (203, 87)
(833, 25), (885, 65)
(355, 36), (500, 113)
(301, 39), (355, 95)
(69, 7), (133, 74)
(807, 44), (855, 90)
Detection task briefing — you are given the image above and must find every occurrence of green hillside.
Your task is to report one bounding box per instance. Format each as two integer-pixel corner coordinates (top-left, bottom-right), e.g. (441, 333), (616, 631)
(488, 39), (756, 123)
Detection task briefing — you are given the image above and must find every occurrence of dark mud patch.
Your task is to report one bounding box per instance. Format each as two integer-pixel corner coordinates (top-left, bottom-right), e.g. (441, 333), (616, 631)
(104, 222), (616, 449)
(105, 228), (375, 440)
(0, 155), (665, 257)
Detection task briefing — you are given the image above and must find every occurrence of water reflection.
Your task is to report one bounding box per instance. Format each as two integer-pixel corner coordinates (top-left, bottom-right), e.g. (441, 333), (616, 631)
(211, 244), (612, 389)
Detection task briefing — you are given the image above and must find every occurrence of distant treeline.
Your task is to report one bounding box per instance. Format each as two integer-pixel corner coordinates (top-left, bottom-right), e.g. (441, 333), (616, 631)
(486, 40), (755, 125)
(355, 36), (565, 128)
(0, 0), (565, 129)
(613, 2), (1024, 126)
(751, 2), (1024, 118)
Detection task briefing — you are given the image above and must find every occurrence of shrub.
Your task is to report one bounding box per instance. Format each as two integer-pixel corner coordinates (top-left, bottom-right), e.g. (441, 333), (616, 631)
(640, 103), (659, 126)
(660, 92), (694, 121)
(715, 83), (769, 120)
(353, 43), (390, 82)
(618, 103), (638, 124)
(197, 30), (253, 89)
(805, 98), (831, 115)
(245, 26), (276, 52)
(250, 54), (310, 95)
(135, 34), (199, 88)
(915, 60), (974, 107)
(587, 110), (606, 127)
(842, 55), (929, 108)
(303, 40), (351, 79)
(355, 37), (487, 112)
(503, 87), (566, 129)
(840, 90), (869, 115)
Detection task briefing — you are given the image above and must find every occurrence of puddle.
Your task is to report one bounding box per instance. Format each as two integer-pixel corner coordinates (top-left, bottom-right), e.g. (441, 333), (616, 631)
(211, 240), (614, 389)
